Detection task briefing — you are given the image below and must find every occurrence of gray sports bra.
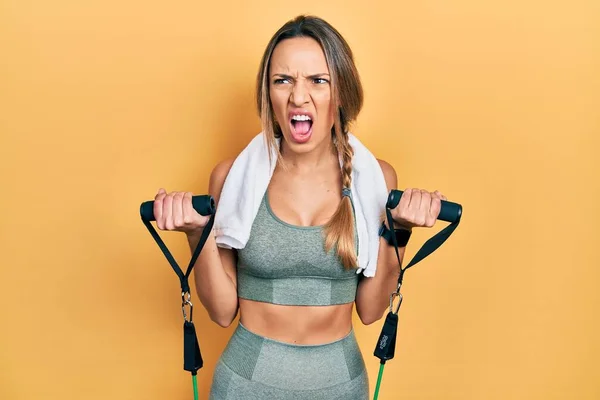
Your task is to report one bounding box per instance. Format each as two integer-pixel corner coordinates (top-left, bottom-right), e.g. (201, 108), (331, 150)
(236, 193), (359, 306)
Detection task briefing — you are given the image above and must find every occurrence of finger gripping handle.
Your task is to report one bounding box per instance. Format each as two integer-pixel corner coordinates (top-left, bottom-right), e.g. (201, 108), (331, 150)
(386, 190), (462, 223)
(139, 195), (216, 221)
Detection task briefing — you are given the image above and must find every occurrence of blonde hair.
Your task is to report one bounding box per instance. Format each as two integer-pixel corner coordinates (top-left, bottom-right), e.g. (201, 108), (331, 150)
(255, 15), (364, 269)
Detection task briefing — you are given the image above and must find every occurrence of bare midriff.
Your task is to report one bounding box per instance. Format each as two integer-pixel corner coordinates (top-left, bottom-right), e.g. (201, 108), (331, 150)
(239, 299), (354, 345)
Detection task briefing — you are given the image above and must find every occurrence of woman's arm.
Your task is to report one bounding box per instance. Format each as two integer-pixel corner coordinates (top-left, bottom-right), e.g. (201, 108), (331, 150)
(355, 159), (445, 325)
(187, 159), (239, 327)
(155, 167), (238, 328)
(355, 159), (404, 325)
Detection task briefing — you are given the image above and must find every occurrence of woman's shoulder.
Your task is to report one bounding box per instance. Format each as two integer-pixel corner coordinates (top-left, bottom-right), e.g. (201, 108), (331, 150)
(211, 158), (236, 179)
(376, 158), (397, 191)
(209, 134), (263, 197)
(208, 158), (236, 203)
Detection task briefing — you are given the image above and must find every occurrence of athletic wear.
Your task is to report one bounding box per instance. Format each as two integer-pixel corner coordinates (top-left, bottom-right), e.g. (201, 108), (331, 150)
(209, 323), (369, 400)
(209, 193), (368, 399)
(236, 194), (359, 306)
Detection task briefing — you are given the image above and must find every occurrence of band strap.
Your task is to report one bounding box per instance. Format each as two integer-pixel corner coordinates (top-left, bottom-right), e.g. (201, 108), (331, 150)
(142, 215), (215, 294)
(141, 212), (215, 374)
(373, 191), (462, 400)
(374, 193), (462, 363)
(385, 206), (461, 289)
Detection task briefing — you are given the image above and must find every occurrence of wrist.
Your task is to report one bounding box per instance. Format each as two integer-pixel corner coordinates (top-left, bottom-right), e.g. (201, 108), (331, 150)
(184, 226), (206, 239)
(379, 221), (412, 247)
(392, 221), (412, 231)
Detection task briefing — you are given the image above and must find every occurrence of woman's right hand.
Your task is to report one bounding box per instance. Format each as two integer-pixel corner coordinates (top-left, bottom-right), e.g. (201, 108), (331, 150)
(153, 188), (211, 235)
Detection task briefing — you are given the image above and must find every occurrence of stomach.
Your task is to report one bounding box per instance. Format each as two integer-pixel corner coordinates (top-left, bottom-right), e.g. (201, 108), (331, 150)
(238, 299), (355, 345)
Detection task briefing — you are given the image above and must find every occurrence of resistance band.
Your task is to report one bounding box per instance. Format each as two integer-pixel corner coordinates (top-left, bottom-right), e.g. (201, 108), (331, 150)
(373, 190), (463, 400)
(140, 196), (216, 400)
(139, 190), (461, 399)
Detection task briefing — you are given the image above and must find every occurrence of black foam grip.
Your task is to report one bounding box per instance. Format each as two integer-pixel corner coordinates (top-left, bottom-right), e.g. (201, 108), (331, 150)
(386, 190), (462, 223)
(140, 195), (215, 221)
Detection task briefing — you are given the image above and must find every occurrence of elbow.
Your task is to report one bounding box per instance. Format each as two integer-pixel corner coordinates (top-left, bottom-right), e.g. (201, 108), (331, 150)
(357, 307), (385, 326)
(359, 313), (382, 326)
(209, 307), (238, 328)
(360, 316), (377, 326)
(211, 313), (236, 328)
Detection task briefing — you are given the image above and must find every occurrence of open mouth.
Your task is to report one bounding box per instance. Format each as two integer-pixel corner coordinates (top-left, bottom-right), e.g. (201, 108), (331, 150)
(289, 114), (313, 143)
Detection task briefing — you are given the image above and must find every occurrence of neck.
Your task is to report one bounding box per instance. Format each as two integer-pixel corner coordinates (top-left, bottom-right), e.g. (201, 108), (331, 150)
(279, 137), (338, 174)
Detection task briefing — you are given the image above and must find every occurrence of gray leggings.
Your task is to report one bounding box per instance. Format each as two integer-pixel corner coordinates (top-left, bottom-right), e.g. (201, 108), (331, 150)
(209, 322), (369, 400)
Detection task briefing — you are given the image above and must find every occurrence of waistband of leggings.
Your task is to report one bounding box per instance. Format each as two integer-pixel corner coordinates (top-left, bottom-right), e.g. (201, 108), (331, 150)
(219, 321), (365, 384)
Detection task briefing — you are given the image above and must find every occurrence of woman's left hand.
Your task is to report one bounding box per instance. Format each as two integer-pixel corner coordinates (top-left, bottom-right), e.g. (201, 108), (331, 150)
(390, 188), (447, 230)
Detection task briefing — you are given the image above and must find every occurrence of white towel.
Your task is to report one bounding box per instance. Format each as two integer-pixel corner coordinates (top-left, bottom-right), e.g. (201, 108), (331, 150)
(213, 132), (389, 277)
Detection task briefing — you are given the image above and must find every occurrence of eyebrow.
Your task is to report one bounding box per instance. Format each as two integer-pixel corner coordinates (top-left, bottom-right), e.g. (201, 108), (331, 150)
(271, 73), (330, 79)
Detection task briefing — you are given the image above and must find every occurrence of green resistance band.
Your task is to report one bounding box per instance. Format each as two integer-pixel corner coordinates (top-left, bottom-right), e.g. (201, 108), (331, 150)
(192, 374), (199, 400)
(373, 189), (463, 400)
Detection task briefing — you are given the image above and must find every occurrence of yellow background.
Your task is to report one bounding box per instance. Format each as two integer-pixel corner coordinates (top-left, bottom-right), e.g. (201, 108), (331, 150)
(1, 0), (599, 399)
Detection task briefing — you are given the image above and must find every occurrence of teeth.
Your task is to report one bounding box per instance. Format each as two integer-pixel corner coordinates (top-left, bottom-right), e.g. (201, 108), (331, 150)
(291, 115), (312, 121)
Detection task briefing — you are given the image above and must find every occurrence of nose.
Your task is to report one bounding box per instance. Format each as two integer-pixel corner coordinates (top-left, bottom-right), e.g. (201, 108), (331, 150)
(290, 80), (310, 106)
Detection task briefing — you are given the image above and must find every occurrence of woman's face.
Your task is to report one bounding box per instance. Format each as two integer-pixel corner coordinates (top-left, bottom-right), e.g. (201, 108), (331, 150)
(269, 37), (334, 154)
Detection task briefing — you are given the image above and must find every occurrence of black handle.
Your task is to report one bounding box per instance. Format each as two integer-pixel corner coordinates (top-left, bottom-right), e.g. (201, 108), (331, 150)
(140, 195), (216, 221)
(386, 190), (462, 223)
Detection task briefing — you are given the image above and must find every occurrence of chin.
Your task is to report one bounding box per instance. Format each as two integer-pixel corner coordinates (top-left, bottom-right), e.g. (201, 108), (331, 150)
(281, 129), (329, 153)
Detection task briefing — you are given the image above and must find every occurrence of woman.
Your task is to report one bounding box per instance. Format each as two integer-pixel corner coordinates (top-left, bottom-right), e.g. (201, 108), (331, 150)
(153, 15), (446, 400)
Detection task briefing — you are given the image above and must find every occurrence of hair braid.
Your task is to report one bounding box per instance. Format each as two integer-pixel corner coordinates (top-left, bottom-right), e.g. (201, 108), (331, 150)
(323, 111), (357, 269)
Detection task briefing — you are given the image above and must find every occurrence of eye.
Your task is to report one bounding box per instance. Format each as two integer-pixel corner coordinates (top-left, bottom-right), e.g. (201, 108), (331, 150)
(273, 78), (291, 84)
(313, 78), (329, 84)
